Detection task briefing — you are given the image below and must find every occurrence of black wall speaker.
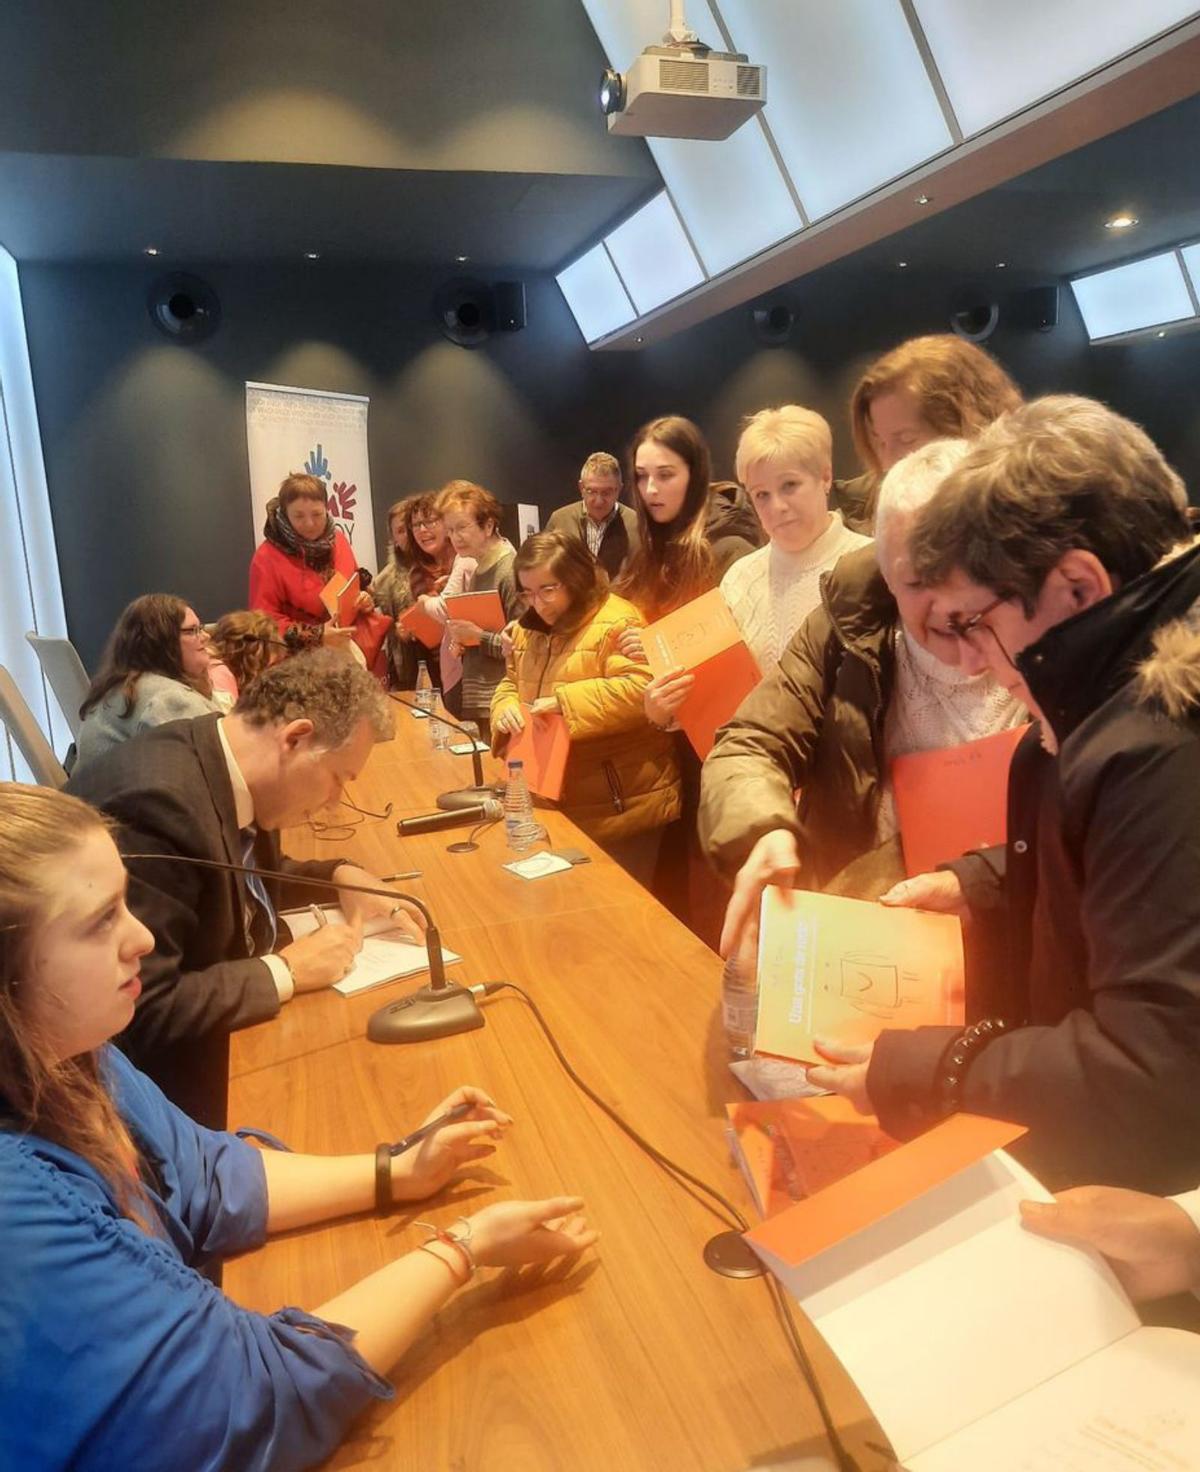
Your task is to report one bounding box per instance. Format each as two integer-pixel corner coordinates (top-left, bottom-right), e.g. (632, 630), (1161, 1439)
(434, 277), (495, 348)
(751, 301), (795, 346)
(948, 284), (999, 343)
(147, 272), (221, 343)
(1010, 285), (1059, 332)
(494, 280), (527, 332)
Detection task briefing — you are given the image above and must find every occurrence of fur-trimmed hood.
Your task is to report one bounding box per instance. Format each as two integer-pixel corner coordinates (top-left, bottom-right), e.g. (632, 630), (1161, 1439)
(1137, 599), (1200, 718)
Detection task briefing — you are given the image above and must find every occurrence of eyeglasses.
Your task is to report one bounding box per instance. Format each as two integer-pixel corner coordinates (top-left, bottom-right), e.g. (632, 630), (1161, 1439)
(944, 595), (1006, 647)
(529, 583), (563, 601)
(180, 624), (207, 640)
(411, 517), (440, 529)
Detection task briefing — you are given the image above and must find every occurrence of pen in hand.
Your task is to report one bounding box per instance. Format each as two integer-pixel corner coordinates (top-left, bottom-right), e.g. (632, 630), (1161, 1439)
(388, 1101), (474, 1157)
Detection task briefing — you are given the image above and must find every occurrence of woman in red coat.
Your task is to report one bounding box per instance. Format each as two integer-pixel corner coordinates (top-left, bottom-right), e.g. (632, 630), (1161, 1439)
(249, 473), (389, 668)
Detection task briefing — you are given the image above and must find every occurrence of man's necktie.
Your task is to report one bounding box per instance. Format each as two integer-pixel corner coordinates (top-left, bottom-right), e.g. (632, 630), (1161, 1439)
(239, 824), (278, 955)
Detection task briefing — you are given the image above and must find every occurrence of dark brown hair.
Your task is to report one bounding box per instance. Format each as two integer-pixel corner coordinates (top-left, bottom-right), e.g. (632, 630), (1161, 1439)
(850, 335), (1023, 474)
(514, 532), (608, 628)
(277, 472), (328, 509)
(0, 785), (155, 1231)
(405, 493), (454, 591)
(80, 594), (207, 720)
(616, 416), (715, 619)
(909, 396), (1190, 613)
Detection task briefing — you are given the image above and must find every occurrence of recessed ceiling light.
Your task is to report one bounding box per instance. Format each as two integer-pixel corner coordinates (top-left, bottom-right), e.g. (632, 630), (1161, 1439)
(898, 260), (909, 269)
(303, 250), (321, 260)
(996, 261), (1008, 269)
(634, 335), (644, 344)
(143, 246), (159, 257)
(1104, 212), (1139, 230)
(454, 254), (470, 264)
(1157, 329), (1167, 338)
(914, 193), (932, 206)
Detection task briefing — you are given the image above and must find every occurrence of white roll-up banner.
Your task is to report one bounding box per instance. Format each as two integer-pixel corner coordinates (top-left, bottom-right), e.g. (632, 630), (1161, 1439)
(245, 381), (377, 572)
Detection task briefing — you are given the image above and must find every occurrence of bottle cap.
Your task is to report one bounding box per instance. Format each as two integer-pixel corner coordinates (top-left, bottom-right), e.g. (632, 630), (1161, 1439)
(507, 760), (524, 771)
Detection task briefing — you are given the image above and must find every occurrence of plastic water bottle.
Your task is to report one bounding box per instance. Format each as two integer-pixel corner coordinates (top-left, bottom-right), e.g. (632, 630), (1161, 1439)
(503, 761), (542, 853)
(721, 934), (759, 1058)
(414, 661), (434, 715)
(429, 690), (450, 751)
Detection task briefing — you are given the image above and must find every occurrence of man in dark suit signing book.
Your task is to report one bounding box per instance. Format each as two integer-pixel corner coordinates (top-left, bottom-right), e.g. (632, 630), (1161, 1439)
(544, 451), (640, 579)
(68, 650), (422, 1128)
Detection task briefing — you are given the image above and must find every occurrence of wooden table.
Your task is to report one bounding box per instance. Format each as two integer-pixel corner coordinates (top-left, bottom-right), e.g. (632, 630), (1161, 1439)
(226, 712), (888, 1472)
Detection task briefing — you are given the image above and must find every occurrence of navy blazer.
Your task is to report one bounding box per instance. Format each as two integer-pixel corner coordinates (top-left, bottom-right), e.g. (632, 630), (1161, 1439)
(67, 713), (344, 1129)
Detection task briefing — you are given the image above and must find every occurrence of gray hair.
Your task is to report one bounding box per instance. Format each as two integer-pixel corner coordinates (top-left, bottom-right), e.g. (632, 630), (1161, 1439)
(874, 438), (971, 563)
(233, 649), (394, 747)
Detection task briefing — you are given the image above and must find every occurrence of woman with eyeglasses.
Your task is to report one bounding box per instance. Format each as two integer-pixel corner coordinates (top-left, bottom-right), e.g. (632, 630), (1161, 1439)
(0, 782), (597, 1471)
(404, 492), (455, 689)
(370, 496), (422, 690)
(491, 532), (680, 878)
(75, 594), (223, 772)
(701, 439), (1026, 956)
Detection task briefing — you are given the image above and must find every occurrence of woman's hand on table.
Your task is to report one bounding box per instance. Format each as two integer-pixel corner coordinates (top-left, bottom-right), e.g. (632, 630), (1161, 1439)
(390, 1086), (513, 1202)
(467, 1197), (599, 1267)
(644, 668), (692, 728)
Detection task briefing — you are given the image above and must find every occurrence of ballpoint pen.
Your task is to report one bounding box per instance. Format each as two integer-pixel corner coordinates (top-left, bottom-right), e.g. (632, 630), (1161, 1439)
(381, 871), (423, 882)
(388, 1101), (474, 1157)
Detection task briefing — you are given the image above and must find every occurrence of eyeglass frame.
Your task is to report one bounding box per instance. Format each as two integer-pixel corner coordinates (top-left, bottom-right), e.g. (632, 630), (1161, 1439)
(179, 623), (208, 640)
(944, 594), (1007, 646)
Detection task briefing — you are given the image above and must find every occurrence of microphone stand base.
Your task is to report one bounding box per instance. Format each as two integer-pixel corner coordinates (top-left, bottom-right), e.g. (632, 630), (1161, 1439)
(436, 784), (505, 811)
(367, 982), (486, 1044)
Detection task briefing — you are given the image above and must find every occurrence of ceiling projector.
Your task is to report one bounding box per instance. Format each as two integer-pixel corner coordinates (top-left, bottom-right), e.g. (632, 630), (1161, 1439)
(599, 4), (766, 141)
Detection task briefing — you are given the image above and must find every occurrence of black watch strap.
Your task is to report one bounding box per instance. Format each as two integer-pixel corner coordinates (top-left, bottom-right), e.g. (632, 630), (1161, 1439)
(374, 1143), (393, 1214)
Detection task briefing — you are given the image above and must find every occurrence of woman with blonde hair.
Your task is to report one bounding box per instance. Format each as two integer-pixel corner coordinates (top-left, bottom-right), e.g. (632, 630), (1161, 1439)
(491, 532), (680, 879)
(207, 609), (284, 702)
(0, 782), (596, 1469)
(75, 594), (221, 771)
(720, 404), (872, 677)
(837, 334), (1023, 531)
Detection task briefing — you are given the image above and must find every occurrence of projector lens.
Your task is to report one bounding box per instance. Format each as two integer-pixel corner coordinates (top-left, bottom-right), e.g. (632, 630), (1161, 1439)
(599, 68), (624, 116)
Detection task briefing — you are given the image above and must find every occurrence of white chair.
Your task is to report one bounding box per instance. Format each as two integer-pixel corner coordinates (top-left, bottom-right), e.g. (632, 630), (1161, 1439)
(0, 665), (67, 787)
(24, 631), (89, 737)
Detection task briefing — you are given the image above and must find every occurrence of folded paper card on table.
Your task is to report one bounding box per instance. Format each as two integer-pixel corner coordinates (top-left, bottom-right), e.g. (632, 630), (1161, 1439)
(754, 887), (964, 1064)
(444, 589), (507, 635)
(503, 851), (573, 881)
(507, 709), (570, 800)
(744, 1117), (1200, 1469)
(892, 723), (1030, 878)
(642, 589), (760, 758)
(398, 601), (444, 649)
(320, 571), (360, 629)
(726, 1094), (899, 1218)
(282, 907), (461, 997)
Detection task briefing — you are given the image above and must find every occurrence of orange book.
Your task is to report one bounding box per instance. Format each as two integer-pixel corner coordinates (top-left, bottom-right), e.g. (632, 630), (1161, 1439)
(320, 571), (359, 628)
(444, 589), (507, 635)
(507, 709), (570, 800)
(746, 1111), (1025, 1269)
(726, 1095), (900, 1218)
(398, 601), (444, 650)
(643, 590), (761, 758)
(892, 724), (1030, 878)
(754, 887), (964, 1064)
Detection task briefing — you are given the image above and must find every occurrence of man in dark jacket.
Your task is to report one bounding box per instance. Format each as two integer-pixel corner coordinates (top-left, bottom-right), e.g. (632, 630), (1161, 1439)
(67, 650), (416, 1128)
(545, 451), (639, 579)
(810, 396), (1200, 1196)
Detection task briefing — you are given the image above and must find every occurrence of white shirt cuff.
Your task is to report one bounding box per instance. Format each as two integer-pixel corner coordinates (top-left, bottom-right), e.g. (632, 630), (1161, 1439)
(262, 952), (294, 1005)
(1168, 1187), (1200, 1235)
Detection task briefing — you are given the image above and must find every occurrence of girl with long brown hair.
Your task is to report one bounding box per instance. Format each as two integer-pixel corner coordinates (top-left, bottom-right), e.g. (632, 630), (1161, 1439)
(0, 782), (596, 1469)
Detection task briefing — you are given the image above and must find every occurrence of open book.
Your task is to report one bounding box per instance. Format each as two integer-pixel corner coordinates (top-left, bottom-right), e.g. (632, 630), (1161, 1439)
(282, 907), (461, 996)
(745, 1122), (1200, 1469)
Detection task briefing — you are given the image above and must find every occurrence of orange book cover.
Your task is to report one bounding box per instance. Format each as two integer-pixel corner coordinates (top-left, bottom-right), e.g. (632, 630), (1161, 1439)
(643, 591), (761, 758)
(892, 724), (1030, 878)
(320, 571), (359, 628)
(726, 1095), (900, 1218)
(444, 589), (507, 634)
(507, 709), (570, 800)
(746, 1112), (1026, 1269)
(398, 602), (444, 650)
(754, 888), (964, 1064)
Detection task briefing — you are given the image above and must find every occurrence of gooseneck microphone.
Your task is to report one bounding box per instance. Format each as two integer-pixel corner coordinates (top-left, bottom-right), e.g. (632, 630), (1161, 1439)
(397, 799), (502, 836)
(388, 693), (504, 810)
(120, 852), (485, 1042)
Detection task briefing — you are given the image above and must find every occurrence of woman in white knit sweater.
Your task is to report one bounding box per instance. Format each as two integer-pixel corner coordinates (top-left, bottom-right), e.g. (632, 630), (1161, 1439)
(720, 405), (871, 674)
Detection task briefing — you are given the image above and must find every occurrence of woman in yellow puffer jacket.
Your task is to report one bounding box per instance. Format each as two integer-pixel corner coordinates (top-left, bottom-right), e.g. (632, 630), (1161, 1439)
(491, 532), (681, 872)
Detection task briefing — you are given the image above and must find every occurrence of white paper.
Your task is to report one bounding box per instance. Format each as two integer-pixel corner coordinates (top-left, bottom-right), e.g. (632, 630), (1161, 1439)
(910, 1328), (1200, 1471)
(448, 739), (489, 755)
(281, 907), (461, 997)
(502, 851), (573, 881)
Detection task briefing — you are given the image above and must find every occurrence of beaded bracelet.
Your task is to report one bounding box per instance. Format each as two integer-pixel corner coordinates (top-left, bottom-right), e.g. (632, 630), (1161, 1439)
(937, 1017), (1009, 1115)
(415, 1218), (477, 1282)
